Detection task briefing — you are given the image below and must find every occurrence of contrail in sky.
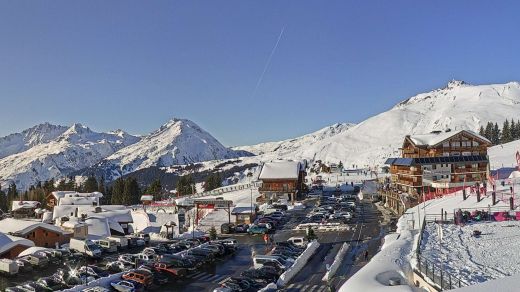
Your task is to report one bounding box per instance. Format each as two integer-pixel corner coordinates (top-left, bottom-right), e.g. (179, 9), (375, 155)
(250, 26), (285, 99)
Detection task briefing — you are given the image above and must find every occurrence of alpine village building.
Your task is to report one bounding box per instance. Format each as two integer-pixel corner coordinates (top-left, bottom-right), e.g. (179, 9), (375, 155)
(258, 161), (307, 203)
(384, 130), (492, 215)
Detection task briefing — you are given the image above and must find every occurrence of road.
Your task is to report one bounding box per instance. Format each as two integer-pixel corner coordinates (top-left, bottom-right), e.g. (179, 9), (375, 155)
(283, 198), (388, 292)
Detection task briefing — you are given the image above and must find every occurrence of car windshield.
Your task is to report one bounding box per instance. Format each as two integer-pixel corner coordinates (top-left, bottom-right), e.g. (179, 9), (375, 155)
(87, 244), (97, 251)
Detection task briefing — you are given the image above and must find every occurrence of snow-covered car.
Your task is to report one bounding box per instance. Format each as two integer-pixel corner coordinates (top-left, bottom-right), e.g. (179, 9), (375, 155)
(110, 280), (143, 292)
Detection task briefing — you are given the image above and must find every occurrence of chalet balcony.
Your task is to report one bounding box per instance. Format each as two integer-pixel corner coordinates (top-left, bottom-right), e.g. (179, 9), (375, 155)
(258, 186), (295, 193)
(453, 167), (487, 174)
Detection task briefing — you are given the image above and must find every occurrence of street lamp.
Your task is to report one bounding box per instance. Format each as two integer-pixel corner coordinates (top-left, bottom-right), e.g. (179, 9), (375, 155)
(247, 172), (254, 223)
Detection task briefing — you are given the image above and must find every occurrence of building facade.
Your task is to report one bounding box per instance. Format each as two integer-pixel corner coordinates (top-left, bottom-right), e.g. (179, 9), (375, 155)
(258, 161), (307, 203)
(384, 130), (492, 213)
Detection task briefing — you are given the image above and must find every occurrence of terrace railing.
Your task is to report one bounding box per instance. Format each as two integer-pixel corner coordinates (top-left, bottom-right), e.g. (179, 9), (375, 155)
(416, 254), (470, 290)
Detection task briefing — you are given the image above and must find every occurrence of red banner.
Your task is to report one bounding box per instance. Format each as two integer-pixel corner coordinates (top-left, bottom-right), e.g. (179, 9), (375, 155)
(197, 203), (215, 209)
(516, 151), (520, 170)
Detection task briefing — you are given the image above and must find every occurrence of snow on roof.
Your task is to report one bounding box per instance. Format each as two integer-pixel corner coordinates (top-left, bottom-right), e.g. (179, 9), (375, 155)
(259, 161), (300, 180)
(17, 246), (53, 257)
(84, 217), (111, 239)
(52, 205), (132, 221)
(0, 232), (34, 255)
(11, 201), (40, 211)
(141, 195), (154, 201)
(59, 196), (97, 206)
(0, 218), (65, 236)
(51, 191), (103, 200)
(231, 203), (257, 215)
(409, 130), (491, 147)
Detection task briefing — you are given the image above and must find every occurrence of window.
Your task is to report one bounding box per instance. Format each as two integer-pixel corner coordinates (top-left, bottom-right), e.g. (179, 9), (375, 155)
(472, 141), (479, 146)
(451, 152), (460, 156)
(443, 142), (450, 148)
(451, 142), (461, 147)
(443, 152), (450, 157)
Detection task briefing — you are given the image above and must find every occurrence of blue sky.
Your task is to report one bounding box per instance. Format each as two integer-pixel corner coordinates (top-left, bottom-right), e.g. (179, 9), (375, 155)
(1, 1), (520, 146)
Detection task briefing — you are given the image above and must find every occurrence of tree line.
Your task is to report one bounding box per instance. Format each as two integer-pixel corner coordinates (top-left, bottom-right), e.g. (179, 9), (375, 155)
(479, 119), (520, 145)
(0, 170), (225, 212)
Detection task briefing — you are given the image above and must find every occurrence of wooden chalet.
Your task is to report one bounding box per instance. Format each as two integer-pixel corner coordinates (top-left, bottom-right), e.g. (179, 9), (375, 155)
(384, 130), (492, 214)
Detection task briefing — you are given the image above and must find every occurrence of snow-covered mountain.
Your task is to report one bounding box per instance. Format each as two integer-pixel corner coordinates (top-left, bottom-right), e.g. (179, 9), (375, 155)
(0, 124), (140, 189)
(91, 118), (244, 180)
(233, 123), (354, 156)
(241, 80), (520, 168)
(0, 123), (69, 159)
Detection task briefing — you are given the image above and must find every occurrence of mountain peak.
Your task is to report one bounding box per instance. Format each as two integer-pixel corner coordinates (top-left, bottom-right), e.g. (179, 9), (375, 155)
(445, 79), (468, 89)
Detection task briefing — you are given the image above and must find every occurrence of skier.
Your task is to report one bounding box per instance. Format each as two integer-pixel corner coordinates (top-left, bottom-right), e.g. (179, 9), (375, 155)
(364, 250), (369, 261)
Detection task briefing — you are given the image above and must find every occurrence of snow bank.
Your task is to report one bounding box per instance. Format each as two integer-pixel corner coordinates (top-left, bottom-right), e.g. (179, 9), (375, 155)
(61, 272), (124, 291)
(323, 242), (349, 281)
(276, 240), (320, 287)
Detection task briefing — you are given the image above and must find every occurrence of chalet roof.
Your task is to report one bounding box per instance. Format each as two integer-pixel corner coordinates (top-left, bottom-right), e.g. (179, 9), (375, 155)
(0, 218), (65, 236)
(50, 191), (103, 200)
(408, 130), (491, 147)
(141, 195), (154, 201)
(231, 203), (257, 215)
(0, 232), (34, 255)
(11, 201), (40, 211)
(386, 155), (488, 166)
(259, 161), (300, 180)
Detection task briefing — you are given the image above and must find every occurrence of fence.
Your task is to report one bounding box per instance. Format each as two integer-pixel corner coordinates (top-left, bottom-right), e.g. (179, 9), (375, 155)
(187, 183), (253, 199)
(415, 215), (469, 291)
(416, 254), (469, 290)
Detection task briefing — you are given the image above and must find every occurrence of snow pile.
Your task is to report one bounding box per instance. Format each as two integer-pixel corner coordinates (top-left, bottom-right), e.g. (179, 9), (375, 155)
(323, 242), (349, 281)
(421, 220), (520, 285)
(277, 240), (320, 287)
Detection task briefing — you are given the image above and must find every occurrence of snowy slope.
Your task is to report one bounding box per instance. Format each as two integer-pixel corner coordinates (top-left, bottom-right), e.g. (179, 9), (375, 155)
(0, 123), (68, 159)
(0, 124), (139, 189)
(259, 80), (520, 167)
(233, 123), (354, 156)
(95, 118), (243, 180)
(488, 139), (520, 169)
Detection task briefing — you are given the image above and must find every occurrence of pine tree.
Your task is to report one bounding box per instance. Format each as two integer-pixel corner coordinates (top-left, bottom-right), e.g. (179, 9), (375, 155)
(83, 176), (98, 193)
(177, 175), (195, 196)
(204, 173), (221, 192)
(7, 183), (18, 210)
(502, 119), (511, 143)
(511, 120), (516, 141)
(123, 177), (140, 205)
(484, 122), (493, 141)
(492, 123), (501, 145)
(98, 177), (105, 193)
(209, 226), (217, 240)
(111, 178), (125, 205)
(146, 179), (162, 197)
(0, 184), (7, 213)
(479, 125), (485, 137)
(306, 227), (317, 241)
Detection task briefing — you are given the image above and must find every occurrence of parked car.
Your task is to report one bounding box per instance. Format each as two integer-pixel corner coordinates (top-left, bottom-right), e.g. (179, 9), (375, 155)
(247, 225), (269, 235)
(110, 280), (143, 292)
(122, 269), (154, 287)
(78, 265), (109, 278)
(153, 262), (188, 277)
(234, 224), (249, 233)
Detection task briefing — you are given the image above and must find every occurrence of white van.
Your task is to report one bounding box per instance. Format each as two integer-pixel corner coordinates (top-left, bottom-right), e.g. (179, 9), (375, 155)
(94, 239), (117, 253)
(253, 255), (290, 270)
(287, 236), (308, 248)
(107, 236), (128, 249)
